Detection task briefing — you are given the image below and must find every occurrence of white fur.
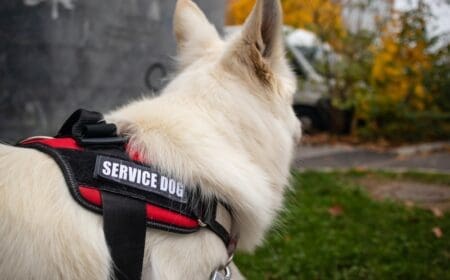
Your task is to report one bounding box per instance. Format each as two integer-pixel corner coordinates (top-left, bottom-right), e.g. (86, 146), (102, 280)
(0, 0), (301, 279)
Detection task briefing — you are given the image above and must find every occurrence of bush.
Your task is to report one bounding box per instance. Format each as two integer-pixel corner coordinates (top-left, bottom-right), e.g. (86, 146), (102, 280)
(356, 109), (450, 142)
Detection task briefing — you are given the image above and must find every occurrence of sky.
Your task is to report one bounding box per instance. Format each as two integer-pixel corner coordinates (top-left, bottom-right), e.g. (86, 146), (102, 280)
(342, 0), (449, 49)
(395, 0), (450, 38)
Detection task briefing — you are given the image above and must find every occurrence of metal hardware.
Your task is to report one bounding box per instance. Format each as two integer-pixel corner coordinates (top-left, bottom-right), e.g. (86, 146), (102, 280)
(198, 219), (208, 227)
(226, 253), (234, 266)
(210, 265), (232, 280)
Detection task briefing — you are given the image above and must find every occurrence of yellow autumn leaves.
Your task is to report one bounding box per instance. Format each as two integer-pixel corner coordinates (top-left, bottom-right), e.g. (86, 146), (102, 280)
(226, 0), (446, 141)
(227, 0), (345, 42)
(372, 21), (432, 111)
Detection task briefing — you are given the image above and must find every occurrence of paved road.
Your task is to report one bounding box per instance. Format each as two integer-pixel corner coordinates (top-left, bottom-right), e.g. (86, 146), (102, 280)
(294, 143), (450, 174)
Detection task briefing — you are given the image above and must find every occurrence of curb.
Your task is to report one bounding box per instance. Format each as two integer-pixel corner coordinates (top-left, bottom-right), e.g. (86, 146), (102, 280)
(394, 141), (450, 157)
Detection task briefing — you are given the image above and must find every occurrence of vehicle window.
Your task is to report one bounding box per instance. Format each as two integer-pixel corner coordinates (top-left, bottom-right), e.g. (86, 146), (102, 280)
(295, 46), (330, 77)
(288, 52), (307, 78)
(292, 60), (306, 78)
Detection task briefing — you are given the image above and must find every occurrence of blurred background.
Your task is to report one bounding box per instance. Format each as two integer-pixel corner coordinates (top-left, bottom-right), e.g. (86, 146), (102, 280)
(1, 0), (448, 144)
(228, 0), (450, 144)
(0, 0), (224, 142)
(1, 0), (449, 279)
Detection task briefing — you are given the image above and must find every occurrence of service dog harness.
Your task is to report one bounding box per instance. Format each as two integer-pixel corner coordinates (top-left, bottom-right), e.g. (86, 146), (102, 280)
(17, 109), (237, 280)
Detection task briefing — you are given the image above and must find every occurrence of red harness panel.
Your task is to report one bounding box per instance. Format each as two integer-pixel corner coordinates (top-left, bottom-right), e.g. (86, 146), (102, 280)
(21, 137), (82, 150)
(20, 137), (199, 230)
(17, 109), (233, 280)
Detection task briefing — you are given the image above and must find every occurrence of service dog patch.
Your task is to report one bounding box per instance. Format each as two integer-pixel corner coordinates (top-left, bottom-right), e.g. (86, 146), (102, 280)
(94, 155), (187, 203)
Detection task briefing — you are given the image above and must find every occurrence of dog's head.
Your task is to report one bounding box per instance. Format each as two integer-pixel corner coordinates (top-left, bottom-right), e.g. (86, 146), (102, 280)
(168, 0), (301, 249)
(171, 0), (301, 155)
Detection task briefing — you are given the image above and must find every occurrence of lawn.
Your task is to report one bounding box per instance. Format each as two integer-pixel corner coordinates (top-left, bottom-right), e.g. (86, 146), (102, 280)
(235, 171), (450, 280)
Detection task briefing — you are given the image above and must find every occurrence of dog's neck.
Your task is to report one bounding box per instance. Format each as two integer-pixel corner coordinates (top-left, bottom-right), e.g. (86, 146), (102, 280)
(105, 78), (294, 251)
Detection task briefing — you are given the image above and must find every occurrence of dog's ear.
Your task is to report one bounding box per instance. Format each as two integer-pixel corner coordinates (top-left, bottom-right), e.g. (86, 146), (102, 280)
(173, 0), (221, 69)
(223, 0), (284, 84)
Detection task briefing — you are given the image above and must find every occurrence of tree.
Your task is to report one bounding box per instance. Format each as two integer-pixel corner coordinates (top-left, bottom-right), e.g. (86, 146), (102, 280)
(371, 0), (432, 111)
(227, 0), (450, 141)
(227, 0), (345, 42)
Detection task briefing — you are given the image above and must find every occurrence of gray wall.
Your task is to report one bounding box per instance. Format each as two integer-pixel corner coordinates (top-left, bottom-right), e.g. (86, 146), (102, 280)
(0, 0), (224, 143)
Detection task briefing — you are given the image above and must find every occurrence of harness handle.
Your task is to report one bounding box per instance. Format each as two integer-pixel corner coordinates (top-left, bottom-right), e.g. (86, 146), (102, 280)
(58, 109), (127, 146)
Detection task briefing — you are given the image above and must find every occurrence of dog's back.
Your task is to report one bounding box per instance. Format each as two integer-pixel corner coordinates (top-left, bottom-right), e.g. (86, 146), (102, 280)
(0, 0), (301, 279)
(0, 144), (112, 279)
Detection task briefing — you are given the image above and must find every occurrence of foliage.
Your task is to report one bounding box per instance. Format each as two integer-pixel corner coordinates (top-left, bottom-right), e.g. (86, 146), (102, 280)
(282, 0), (346, 43)
(235, 171), (450, 279)
(424, 44), (450, 112)
(227, 0), (346, 43)
(371, 14), (431, 111)
(226, 0), (450, 142)
(226, 0), (254, 25)
(356, 1), (450, 142)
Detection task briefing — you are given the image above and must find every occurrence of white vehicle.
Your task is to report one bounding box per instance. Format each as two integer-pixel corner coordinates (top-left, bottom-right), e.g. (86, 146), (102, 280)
(284, 27), (340, 131)
(225, 26), (339, 132)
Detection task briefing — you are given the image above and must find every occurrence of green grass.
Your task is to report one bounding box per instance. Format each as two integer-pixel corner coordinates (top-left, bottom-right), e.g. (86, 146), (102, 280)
(235, 171), (450, 280)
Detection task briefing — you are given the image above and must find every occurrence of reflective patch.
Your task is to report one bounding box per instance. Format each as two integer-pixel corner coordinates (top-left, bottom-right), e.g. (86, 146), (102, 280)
(94, 155), (187, 203)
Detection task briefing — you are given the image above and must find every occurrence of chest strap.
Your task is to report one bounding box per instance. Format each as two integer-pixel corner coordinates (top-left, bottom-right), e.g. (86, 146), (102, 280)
(17, 109), (237, 280)
(103, 192), (146, 280)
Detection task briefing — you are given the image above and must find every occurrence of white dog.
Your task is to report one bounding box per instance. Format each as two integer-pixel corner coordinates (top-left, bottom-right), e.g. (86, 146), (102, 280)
(0, 0), (301, 279)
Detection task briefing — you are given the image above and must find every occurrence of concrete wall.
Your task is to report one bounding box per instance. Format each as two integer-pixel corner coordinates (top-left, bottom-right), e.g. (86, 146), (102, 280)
(0, 0), (224, 142)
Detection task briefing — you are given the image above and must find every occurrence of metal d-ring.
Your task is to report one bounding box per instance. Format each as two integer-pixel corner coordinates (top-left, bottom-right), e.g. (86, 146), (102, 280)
(210, 265), (232, 280)
(226, 253), (234, 266)
(197, 219), (208, 227)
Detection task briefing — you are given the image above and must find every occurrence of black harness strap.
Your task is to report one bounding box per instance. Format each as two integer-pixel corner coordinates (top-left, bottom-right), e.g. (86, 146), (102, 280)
(102, 192), (146, 280)
(61, 109), (145, 280)
(202, 202), (231, 246)
(16, 109), (237, 279)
